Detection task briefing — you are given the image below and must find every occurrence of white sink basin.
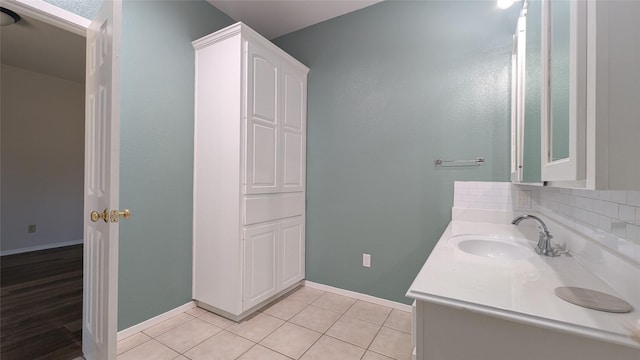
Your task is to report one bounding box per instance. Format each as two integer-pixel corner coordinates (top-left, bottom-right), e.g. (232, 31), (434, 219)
(450, 235), (534, 260)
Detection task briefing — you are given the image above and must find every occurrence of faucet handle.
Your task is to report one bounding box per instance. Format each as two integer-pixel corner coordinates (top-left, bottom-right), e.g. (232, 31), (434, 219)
(552, 243), (571, 257)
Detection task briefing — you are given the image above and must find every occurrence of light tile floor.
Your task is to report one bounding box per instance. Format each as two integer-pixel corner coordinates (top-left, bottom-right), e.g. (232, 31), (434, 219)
(117, 286), (413, 360)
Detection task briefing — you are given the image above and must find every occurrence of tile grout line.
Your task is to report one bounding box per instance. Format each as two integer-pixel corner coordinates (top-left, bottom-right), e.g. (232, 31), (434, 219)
(361, 304), (395, 359)
(118, 287), (408, 360)
(161, 321), (224, 357)
(287, 294), (358, 359)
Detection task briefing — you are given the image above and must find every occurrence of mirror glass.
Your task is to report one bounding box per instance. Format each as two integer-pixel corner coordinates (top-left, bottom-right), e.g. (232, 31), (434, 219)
(549, 0), (570, 161)
(522, 0), (541, 182)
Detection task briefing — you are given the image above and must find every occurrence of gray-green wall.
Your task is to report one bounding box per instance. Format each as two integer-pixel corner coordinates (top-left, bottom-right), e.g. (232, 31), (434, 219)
(47, 0), (234, 331)
(45, 0), (519, 321)
(117, 1), (232, 330)
(274, 0), (520, 304)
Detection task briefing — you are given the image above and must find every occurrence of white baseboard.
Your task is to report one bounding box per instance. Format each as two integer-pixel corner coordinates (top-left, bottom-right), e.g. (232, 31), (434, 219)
(304, 281), (412, 312)
(118, 284), (410, 341)
(0, 239), (84, 256)
(117, 301), (196, 341)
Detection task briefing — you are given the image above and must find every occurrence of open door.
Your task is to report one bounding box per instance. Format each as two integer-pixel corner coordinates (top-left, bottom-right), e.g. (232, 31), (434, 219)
(83, 1), (121, 359)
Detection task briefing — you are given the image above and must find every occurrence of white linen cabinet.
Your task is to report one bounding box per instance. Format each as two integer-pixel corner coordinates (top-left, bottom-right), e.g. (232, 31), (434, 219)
(192, 22), (308, 320)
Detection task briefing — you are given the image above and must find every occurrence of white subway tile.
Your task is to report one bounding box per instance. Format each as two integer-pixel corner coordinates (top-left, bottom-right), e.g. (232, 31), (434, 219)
(577, 209), (590, 223)
(492, 182), (511, 190)
(619, 205), (636, 224)
(585, 190), (600, 199)
(599, 215), (612, 233)
(588, 212), (600, 227)
(460, 182), (475, 189)
(626, 224), (639, 243)
(577, 197), (594, 211)
(598, 191), (611, 201)
(626, 191), (640, 206)
(478, 195), (492, 203)
(477, 182), (492, 189)
(610, 191), (627, 204)
(605, 202), (619, 218)
(636, 208), (640, 225)
(593, 200), (606, 215)
(611, 221), (627, 239)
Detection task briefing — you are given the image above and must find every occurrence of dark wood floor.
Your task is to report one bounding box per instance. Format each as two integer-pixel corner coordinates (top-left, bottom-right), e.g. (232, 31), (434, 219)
(1, 245), (83, 360)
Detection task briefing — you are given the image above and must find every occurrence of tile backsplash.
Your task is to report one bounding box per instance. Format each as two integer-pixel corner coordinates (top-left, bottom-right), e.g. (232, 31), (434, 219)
(453, 181), (640, 264)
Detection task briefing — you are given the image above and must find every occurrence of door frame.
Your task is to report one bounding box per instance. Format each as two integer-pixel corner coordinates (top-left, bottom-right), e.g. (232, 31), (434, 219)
(2, 0), (118, 358)
(2, 0), (90, 34)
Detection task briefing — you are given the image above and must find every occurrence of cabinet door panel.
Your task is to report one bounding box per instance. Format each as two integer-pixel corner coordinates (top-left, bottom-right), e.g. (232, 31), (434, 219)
(249, 122), (277, 189)
(283, 72), (303, 130)
(280, 68), (306, 192)
(279, 217), (305, 289)
(253, 58), (277, 122)
(246, 42), (279, 194)
(283, 131), (303, 191)
(243, 224), (278, 310)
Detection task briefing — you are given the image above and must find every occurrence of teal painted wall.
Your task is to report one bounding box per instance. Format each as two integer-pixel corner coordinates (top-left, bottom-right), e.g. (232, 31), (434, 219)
(117, 1), (233, 330)
(274, 1), (520, 304)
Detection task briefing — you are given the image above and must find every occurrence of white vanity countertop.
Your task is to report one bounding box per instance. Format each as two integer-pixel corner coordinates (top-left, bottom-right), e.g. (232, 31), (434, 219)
(407, 220), (640, 349)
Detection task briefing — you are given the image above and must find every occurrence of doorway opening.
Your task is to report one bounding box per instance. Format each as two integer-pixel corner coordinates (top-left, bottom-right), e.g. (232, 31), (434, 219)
(1, 5), (86, 359)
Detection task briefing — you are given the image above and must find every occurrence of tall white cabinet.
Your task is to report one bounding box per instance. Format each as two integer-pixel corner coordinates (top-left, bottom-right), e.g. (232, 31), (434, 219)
(192, 23), (308, 320)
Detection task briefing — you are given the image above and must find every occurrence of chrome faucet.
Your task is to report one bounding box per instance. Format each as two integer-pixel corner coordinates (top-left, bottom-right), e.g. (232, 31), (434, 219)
(511, 215), (559, 257)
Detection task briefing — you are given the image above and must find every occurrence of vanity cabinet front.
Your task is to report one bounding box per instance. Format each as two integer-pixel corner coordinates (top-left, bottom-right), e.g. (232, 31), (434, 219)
(243, 217), (305, 311)
(192, 22), (309, 320)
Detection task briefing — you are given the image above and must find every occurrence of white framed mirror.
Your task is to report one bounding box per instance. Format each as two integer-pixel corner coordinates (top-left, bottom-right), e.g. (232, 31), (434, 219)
(511, 0), (542, 185)
(540, 0), (587, 182)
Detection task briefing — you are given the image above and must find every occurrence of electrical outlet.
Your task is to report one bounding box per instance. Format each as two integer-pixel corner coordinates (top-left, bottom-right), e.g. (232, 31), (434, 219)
(27, 224), (36, 233)
(517, 190), (531, 209)
(362, 253), (371, 268)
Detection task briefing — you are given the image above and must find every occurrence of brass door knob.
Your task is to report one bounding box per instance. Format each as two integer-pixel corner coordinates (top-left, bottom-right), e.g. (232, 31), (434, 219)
(110, 209), (132, 223)
(90, 209), (109, 223)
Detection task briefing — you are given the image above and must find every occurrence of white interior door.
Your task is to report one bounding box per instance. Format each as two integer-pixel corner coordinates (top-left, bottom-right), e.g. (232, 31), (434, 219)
(83, 1), (121, 359)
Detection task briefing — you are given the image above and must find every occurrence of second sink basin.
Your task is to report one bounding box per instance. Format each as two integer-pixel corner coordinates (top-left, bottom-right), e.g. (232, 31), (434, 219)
(450, 235), (534, 260)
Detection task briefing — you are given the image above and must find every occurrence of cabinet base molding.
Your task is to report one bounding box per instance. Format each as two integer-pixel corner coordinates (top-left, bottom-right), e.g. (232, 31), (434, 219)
(304, 281), (412, 312)
(197, 281), (304, 322)
(117, 301), (196, 341)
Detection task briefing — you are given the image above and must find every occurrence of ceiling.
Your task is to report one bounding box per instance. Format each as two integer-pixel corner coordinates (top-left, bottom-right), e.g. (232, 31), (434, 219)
(208, 0), (383, 39)
(0, 12), (85, 83)
(0, 1), (381, 83)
